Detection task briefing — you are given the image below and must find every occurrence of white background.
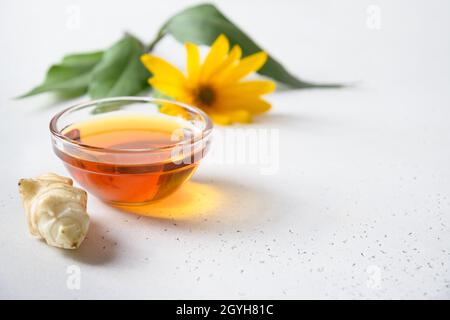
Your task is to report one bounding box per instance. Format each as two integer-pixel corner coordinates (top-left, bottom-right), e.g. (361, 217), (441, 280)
(1, 0), (449, 299)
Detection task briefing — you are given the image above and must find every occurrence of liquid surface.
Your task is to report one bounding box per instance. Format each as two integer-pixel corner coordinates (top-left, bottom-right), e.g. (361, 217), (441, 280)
(56, 114), (205, 204)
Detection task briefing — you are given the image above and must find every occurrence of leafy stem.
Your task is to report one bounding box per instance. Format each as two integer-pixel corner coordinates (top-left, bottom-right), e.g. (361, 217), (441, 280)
(146, 31), (166, 52)
(19, 3), (343, 100)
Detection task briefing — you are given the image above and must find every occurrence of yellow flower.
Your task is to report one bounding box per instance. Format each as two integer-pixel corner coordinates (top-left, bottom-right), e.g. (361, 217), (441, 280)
(140, 34), (276, 125)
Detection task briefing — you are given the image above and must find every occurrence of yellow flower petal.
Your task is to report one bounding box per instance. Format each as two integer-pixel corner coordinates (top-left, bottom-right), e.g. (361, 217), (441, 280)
(199, 34), (229, 83)
(141, 54), (186, 85)
(221, 52), (268, 84)
(160, 103), (184, 115)
(148, 77), (187, 99)
(215, 96), (272, 114)
(208, 110), (232, 125)
(207, 109), (252, 125)
(159, 102), (190, 120)
(229, 110), (252, 123)
(210, 45), (242, 84)
(185, 42), (200, 83)
(220, 80), (276, 96)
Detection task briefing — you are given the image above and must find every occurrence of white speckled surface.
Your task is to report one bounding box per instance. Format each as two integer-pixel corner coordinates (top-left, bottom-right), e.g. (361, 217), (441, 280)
(0, 0), (449, 299)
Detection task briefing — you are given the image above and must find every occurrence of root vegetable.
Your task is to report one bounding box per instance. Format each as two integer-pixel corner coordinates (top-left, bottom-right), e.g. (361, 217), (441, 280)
(18, 173), (89, 249)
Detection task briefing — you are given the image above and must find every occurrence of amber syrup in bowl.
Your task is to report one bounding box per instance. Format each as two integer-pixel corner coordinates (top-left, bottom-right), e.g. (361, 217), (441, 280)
(50, 97), (212, 205)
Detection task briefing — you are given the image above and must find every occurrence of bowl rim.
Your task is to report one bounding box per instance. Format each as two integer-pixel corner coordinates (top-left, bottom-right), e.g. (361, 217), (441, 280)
(49, 96), (213, 154)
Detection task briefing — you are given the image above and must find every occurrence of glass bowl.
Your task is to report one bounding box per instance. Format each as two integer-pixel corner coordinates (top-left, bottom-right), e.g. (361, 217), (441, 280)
(50, 97), (213, 205)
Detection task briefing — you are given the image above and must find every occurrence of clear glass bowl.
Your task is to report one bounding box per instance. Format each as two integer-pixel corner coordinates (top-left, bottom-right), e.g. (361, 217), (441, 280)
(50, 97), (213, 205)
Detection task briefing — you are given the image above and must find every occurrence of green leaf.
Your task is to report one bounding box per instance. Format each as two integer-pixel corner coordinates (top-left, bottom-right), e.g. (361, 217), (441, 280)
(88, 34), (151, 99)
(19, 51), (103, 98)
(91, 101), (134, 114)
(158, 3), (340, 89)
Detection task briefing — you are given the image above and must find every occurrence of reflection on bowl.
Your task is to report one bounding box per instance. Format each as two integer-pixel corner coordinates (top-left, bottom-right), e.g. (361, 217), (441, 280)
(50, 97), (213, 206)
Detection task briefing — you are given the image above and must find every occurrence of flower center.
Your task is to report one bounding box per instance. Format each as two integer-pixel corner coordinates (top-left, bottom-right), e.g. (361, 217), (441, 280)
(196, 86), (215, 106)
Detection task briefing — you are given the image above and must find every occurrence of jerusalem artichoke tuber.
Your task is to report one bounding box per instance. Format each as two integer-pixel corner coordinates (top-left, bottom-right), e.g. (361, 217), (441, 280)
(18, 173), (90, 249)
